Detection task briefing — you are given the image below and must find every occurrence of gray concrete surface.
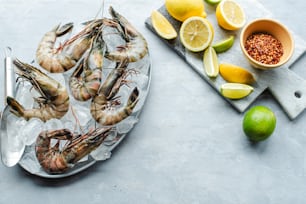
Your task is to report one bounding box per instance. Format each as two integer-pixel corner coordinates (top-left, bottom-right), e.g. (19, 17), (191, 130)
(1, 0), (306, 203)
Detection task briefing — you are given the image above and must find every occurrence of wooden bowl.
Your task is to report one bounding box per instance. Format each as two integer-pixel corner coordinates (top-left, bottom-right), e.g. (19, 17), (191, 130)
(240, 18), (294, 70)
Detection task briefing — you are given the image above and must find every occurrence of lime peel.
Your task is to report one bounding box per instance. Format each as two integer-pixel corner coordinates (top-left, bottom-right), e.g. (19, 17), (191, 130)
(204, 0), (222, 6)
(212, 35), (235, 53)
(243, 105), (277, 142)
(203, 46), (219, 77)
(220, 83), (253, 99)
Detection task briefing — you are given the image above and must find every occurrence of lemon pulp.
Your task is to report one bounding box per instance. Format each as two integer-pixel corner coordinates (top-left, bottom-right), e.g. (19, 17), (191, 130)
(179, 17), (214, 52)
(216, 0), (246, 30)
(151, 10), (177, 40)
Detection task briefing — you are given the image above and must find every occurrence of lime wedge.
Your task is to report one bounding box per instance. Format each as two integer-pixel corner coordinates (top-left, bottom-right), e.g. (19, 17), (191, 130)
(220, 83), (254, 99)
(203, 46), (219, 77)
(212, 35), (235, 53)
(204, 0), (222, 6)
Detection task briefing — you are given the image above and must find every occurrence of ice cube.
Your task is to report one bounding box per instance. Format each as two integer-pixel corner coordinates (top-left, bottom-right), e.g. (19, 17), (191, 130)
(134, 74), (149, 91)
(21, 118), (44, 146)
(90, 145), (112, 161)
(15, 82), (34, 109)
(6, 115), (26, 152)
(116, 116), (138, 134)
(3, 115), (26, 165)
(103, 129), (119, 146)
(49, 73), (66, 87)
(63, 120), (75, 132)
(78, 155), (89, 163)
(18, 145), (41, 174)
(44, 118), (64, 130)
(70, 104), (92, 128)
(103, 26), (125, 52)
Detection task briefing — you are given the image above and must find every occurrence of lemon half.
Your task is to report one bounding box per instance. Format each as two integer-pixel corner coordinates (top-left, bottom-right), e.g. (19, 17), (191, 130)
(216, 0), (246, 30)
(180, 17), (214, 52)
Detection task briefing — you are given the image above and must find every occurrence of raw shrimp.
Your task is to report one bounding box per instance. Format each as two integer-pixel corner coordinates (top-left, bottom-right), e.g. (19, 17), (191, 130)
(69, 31), (105, 101)
(90, 61), (139, 126)
(36, 20), (103, 73)
(6, 59), (69, 122)
(35, 127), (111, 174)
(105, 6), (148, 62)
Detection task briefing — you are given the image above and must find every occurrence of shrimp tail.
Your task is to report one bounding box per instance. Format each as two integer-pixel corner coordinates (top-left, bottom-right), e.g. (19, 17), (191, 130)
(108, 6), (135, 39)
(55, 22), (74, 36)
(6, 96), (26, 119)
(127, 87), (139, 109)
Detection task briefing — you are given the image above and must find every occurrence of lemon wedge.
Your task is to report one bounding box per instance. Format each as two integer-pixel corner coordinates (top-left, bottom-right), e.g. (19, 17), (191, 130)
(179, 17), (214, 52)
(219, 63), (256, 84)
(212, 35), (235, 53)
(151, 10), (177, 40)
(220, 83), (253, 99)
(216, 0), (246, 30)
(203, 46), (219, 77)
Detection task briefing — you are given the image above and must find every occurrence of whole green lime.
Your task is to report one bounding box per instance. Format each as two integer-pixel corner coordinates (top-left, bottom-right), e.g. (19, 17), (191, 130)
(242, 105), (276, 142)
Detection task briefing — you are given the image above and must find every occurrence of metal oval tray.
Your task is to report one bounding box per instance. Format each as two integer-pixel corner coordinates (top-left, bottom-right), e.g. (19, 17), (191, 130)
(1, 53), (151, 179)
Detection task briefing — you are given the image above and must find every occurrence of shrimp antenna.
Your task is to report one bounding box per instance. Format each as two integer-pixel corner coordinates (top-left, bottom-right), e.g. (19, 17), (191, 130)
(94, 0), (105, 19)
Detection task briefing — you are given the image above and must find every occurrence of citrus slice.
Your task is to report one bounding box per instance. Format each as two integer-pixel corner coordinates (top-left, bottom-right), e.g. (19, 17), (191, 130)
(212, 35), (235, 53)
(219, 63), (256, 84)
(220, 83), (253, 99)
(203, 46), (219, 77)
(216, 0), (246, 30)
(151, 10), (177, 40)
(204, 0), (222, 6)
(179, 17), (214, 52)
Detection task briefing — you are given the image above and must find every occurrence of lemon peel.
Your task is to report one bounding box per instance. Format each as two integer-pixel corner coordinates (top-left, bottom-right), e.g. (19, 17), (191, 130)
(165, 0), (207, 22)
(219, 63), (256, 84)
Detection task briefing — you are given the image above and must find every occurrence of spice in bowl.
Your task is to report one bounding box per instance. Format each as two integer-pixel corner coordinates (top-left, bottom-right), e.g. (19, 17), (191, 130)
(244, 32), (284, 65)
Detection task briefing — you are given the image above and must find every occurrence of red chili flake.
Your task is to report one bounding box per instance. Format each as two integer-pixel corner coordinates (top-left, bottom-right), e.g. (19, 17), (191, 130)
(244, 32), (283, 65)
